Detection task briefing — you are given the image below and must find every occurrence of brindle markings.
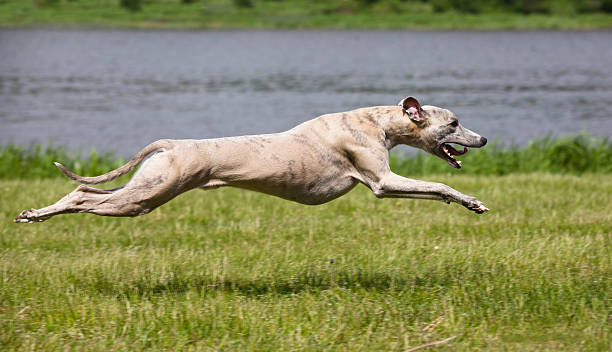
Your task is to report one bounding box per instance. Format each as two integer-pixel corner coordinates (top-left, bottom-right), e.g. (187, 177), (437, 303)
(289, 132), (350, 170)
(246, 137), (267, 150)
(192, 141), (203, 150)
(300, 160), (307, 182)
(320, 118), (330, 131)
(287, 160), (296, 181)
(143, 175), (166, 189)
(341, 113), (374, 148)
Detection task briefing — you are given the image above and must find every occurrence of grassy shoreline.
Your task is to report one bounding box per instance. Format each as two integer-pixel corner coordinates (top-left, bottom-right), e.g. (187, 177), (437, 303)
(1, 1), (612, 30)
(3, 14), (611, 30)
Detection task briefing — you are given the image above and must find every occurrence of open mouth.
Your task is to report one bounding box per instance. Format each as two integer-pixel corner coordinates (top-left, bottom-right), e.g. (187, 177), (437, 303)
(439, 143), (468, 169)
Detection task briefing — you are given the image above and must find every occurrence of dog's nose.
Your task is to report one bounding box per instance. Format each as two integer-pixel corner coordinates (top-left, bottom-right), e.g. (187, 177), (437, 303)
(480, 137), (487, 146)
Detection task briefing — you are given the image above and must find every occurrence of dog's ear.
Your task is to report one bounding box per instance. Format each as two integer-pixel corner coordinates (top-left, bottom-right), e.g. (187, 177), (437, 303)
(398, 96), (425, 122)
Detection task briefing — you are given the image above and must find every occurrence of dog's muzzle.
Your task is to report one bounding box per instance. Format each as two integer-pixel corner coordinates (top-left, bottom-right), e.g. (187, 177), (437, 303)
(437, 136), (487, 169)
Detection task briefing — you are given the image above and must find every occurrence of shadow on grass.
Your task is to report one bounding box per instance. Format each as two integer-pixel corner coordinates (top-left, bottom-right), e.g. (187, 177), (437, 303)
(84, 268), (450, 298)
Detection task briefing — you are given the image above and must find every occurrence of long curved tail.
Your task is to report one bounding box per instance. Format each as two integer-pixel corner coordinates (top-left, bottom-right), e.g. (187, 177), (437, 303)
(54, 139), (174, 185)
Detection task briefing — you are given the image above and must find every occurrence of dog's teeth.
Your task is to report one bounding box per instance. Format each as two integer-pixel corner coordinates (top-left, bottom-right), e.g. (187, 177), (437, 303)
(442, 145), (452, 157)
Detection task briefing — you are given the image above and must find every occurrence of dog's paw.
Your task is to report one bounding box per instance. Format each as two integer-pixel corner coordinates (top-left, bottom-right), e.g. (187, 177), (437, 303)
(14, 209), (45, 223)
(465, 199), (489, 214)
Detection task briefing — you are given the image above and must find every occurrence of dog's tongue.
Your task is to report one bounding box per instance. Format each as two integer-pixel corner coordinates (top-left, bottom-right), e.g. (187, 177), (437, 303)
(448, 145), (468, 156)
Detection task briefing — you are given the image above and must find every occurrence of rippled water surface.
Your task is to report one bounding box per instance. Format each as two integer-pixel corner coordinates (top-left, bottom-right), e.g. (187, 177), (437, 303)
(1, 29), (611, 156)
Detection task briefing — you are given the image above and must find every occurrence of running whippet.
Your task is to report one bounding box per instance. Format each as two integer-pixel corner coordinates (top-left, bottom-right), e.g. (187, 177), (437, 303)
(15, 96), (488, 223)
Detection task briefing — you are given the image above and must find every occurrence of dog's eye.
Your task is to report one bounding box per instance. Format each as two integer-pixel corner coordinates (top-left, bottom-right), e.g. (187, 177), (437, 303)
(449, 120), (459, 127)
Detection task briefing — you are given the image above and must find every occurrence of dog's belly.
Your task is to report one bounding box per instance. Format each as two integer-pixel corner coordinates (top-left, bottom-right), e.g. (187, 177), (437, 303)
(229, 175), (359, 205)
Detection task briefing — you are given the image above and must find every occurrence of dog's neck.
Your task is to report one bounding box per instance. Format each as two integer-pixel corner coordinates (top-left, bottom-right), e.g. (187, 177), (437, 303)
(377, 106), (427, 150)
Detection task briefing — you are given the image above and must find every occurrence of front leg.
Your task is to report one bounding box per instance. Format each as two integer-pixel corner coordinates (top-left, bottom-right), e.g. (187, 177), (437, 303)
(371, 172), (488, 214)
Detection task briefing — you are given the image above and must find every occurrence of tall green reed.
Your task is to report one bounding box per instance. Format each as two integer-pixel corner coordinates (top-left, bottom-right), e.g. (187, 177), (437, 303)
(0, 144), (126, 179)
(0, 134), (610, 179)
(389, 134), (611, 176)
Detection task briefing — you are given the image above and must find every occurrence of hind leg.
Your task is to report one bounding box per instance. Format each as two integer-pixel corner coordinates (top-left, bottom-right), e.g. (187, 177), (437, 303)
(15, 185), (119, 223)
(15, 152), (189, 223)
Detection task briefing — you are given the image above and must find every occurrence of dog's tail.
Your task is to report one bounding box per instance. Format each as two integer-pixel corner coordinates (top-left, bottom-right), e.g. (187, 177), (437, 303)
(54, 139), (173, 185)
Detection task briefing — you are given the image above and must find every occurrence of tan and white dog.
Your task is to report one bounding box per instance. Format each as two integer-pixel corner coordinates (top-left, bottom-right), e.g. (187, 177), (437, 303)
(15, 96), (488, 223)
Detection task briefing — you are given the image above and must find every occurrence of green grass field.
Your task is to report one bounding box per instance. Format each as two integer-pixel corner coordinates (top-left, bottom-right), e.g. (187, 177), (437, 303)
(1, 0), (612, 29)
(1, 173), (610, 350)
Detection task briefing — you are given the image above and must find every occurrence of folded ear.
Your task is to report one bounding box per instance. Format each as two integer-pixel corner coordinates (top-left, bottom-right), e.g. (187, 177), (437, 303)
(397, 96), (425, 122)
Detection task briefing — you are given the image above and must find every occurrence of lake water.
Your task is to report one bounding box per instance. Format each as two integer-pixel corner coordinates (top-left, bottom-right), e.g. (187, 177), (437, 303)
(1, 29), (611, 156)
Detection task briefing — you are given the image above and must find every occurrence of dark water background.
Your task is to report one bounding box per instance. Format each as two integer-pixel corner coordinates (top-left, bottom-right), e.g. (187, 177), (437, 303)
(1, 29), (611, 156)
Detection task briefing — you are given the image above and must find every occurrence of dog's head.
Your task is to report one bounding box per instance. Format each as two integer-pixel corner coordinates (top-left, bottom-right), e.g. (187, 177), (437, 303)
(398, 96), (487, 169)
